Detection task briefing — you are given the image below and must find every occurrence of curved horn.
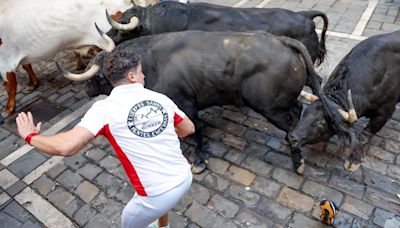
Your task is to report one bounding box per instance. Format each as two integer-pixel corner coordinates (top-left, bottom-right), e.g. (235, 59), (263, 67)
(56, 61), (99, 81)
(95, 23), (115, 52)
(300, 90), (319, 102)
(131, 0), (136, 6)
(106, 10), (139, 31)
(338, 89), (358, 123)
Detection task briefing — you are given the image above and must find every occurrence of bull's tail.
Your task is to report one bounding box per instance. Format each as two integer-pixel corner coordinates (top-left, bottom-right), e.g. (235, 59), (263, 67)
(277, 36), (322, 95)
(298, 11), (329, 66)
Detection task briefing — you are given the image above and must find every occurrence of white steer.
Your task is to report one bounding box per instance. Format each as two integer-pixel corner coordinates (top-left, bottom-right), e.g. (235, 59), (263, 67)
(0, 0), (135, 118)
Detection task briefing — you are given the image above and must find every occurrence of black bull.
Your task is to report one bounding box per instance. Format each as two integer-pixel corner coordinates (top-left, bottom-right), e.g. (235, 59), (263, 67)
(83, 31), (322, 173)
(107, 1), (328, 66)
(289, 30), (400, 172)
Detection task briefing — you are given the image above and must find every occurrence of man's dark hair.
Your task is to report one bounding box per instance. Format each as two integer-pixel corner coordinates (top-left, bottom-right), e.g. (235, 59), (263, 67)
(103, 50), (142, 85)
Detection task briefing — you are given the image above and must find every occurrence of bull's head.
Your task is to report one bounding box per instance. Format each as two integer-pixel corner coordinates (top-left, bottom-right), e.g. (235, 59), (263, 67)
(289, 90), (357, 149)
(85, 51), (113, 97)
(106, 10), (139, 32)
(106, 1), (188, 45)
(56, 24), (115, 96)
(106, 6), (146, 45)
(289, 100), (334, 148)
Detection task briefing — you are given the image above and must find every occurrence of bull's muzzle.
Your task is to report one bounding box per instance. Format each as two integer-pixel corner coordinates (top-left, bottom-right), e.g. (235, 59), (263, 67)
(287, 133), (303, 149)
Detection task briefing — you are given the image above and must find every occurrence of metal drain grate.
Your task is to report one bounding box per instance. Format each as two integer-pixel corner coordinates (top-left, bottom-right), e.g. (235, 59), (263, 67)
(2, 98), (65, 134)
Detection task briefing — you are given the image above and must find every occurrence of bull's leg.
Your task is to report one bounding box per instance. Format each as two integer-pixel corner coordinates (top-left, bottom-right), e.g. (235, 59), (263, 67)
(290, 147), (305, 174)
(191, 119), (208, 174)
(173, 101), (207, 174)
(288, 102), (305, 174)
(3, 72), (17, 118)
(253, 106), (306, 174)
(22, 64), (38, 91)
(280, 103), (306, 174)
(345, 104), (395, 172)
(241, 74), (305, 173)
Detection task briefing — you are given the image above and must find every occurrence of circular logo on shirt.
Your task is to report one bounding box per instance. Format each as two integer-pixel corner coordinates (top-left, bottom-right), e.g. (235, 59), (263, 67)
(127, 100), (169, 138)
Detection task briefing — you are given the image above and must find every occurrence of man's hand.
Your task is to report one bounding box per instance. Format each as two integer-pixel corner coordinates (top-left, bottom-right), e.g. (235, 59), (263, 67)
(16, 111), (42, 138)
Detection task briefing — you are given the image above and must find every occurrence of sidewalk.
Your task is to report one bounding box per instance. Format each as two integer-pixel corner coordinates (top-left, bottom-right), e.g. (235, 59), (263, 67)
(0, 0), (399, 227)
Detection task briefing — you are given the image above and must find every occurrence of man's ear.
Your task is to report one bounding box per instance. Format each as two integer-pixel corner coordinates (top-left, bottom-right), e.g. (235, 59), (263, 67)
(127, 71), (136, 82)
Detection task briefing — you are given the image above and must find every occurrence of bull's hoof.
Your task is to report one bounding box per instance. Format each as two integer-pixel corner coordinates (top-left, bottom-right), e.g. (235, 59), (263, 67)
(344, 159), (361, 172)
(191, 163), (207, 174)
(26, 83), (38, 92)
(2, 108), (13, 118)
(0, 115), (4, 124)
(296, 159), (305, 175)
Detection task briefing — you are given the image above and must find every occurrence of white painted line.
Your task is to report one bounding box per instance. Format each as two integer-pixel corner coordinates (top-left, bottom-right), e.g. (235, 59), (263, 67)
(348, 34), (368, 41)
(23, 156), (64, 185)
(0, 169), (19, 189)
(256, 0), (272, 8)
(233, 0), (249, 7)
(0, 96), (104, 166)
(315, 29), (367, 41)
(352, 0), (379, 36)
(15, 187), (76, 228)
(1, 145), (33, 167)
(0, 192), (11, 207)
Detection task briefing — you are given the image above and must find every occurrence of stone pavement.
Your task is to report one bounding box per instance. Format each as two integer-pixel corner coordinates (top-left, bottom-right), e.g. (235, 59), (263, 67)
(0, 0), (399, 227)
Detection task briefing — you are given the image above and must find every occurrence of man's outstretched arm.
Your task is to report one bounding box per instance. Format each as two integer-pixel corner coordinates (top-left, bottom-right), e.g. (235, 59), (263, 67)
(16, 111), (94, 157)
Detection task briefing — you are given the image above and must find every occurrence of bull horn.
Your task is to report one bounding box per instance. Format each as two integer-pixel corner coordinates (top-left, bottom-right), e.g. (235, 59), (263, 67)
(95, 23), (115, 52)
(106, 10), (139, 31)
(56, 61), (99, 81)
(300, 90), (319, 102)
(338, 89), (358, 123)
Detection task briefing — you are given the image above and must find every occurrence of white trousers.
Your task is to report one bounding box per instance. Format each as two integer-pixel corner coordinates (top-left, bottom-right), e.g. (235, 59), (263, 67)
(121, 173), (192, 228)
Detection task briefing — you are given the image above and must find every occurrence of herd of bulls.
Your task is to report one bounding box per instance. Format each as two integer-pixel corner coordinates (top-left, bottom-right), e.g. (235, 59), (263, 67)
(1, 0), (400, 175)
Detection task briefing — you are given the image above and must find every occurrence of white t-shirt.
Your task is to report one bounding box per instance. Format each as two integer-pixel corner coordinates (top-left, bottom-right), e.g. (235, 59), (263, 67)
(78, 83), (191, 196)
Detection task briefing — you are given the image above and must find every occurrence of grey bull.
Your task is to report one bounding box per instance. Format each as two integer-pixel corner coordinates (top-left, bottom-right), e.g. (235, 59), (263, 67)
(106, 1), (328, 66)
(60, 30), (322, 173)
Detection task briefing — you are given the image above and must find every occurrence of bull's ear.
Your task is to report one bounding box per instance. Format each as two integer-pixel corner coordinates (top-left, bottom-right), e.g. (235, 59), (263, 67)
(300, 90), (319, 102)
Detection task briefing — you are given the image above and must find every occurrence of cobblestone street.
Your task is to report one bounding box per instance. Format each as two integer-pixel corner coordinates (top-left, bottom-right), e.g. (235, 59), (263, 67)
(0, 0), (399, 227)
